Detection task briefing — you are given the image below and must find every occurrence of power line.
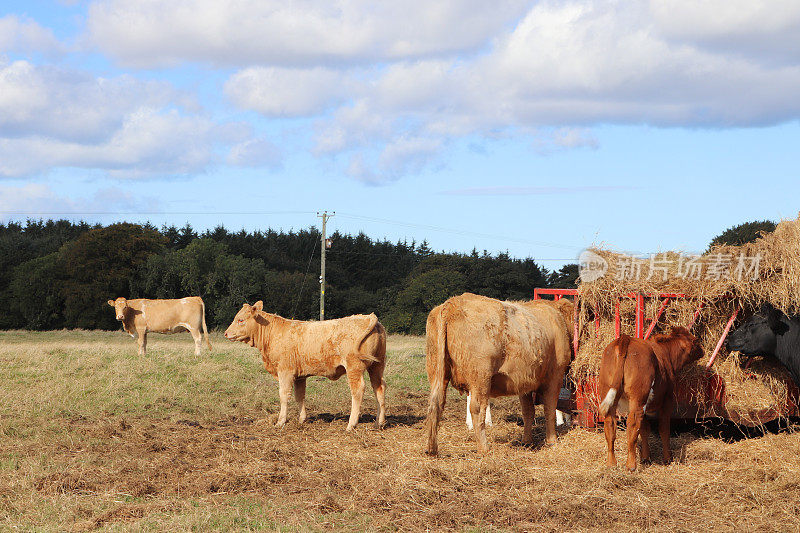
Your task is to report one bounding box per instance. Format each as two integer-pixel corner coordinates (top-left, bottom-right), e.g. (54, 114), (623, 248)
(325, 250), (577, 261)
(335, 212), (582, 251)
(0, 210), (316, 216)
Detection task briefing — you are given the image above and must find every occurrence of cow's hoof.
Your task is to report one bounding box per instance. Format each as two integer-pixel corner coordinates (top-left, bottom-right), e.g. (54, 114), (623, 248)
(641, 458), (652, 466)
(425, 446), (438, 456)
(275, 420), (287, 429)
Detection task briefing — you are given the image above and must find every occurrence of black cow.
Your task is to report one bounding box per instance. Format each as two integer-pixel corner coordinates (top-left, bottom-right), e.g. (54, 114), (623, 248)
(727, 304), (800, 386)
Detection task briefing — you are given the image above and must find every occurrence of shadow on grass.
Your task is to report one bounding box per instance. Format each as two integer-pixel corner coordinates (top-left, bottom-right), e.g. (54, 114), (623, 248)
(306, 412), (424, 427)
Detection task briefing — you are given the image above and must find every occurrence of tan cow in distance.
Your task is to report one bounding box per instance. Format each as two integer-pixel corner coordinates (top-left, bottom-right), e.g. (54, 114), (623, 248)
(465, 297), (575, 430)
(224, 301), (387, 430)
(425, 293), (572, 455)
(107, 296), (211, 356)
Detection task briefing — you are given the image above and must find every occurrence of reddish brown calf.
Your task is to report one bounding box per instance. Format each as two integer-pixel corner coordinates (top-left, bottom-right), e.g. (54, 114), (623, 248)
(597, 327), (703, 471)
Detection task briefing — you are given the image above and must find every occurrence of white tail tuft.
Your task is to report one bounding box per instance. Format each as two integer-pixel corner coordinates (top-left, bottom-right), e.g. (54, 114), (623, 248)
(598, 388), (617, 417)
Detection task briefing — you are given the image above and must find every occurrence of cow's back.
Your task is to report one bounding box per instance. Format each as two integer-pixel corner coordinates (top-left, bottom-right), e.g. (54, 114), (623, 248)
(435, 293), (561, 395)
(266, 313), (385, 377)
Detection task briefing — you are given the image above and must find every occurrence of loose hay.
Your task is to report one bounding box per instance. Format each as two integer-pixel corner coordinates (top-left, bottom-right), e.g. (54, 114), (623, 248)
(574, 214), (800, 424)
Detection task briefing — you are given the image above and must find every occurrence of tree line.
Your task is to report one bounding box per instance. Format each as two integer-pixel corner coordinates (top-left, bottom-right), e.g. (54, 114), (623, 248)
(0, 219), (579, 335)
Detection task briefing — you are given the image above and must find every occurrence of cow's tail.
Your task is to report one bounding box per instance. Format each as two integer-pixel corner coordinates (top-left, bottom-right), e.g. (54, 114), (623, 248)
(598, 334), (630, 417)
(201, 299), (212, 351)
(425, 307), (447, 456)
(356, 313), (381, 364)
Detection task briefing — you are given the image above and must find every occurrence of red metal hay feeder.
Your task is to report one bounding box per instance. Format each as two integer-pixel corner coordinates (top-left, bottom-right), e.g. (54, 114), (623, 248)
(532, 288), (800, 428)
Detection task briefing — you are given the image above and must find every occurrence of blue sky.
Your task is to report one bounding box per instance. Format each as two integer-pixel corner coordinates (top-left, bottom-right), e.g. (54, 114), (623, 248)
(2, 1), (799, 270)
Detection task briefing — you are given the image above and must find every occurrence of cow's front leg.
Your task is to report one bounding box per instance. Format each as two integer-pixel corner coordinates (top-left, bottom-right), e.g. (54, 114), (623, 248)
(346, 368), (365, 431)
(294, 376), (307, 424)
(275, 372), (293, 428)
(659, 397), (675, 464)
(519, 391), (535, 445)
(540, 377), (561, 446)
(137, 332), (147, 356)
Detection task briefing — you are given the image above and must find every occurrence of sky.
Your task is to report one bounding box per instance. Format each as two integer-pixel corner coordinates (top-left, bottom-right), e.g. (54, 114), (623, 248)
(1, 0), (799, 270)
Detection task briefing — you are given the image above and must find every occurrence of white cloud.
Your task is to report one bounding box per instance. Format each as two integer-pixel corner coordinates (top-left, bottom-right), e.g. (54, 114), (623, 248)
(0, 15), (63, 56)
(0, 108), (220, 178)
(226, 138), (283, 168)
(225, 67), (353, 117)
(29, 0), (800, 184)
(291, 0), (800, 180)
(650, 0), (800, 66)
(0, 60), (275, 179)
(0, 59), (176, 143)
(87, 0), (530, 67)
(0, 183), (163, 218)
(533, 128), (599, 154)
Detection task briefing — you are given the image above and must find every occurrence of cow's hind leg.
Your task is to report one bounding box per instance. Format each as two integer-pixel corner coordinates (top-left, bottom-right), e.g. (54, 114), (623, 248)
(346, 366), (366, 431)
(469, 388), (491, 453)
(367, 363), (387, 429)
(465, 393), (492, 430)
(425, 377), (449, 456)
(604, 410), (617, 467)
(137, 332), (147, 356)
(625, 403), (645, 472)
(519, 391), (535, 445)
(639, 416), (652, 465)
(294, 377), (307, 424)
(189, 327), (202, 356)
(275, 371), (293, 428)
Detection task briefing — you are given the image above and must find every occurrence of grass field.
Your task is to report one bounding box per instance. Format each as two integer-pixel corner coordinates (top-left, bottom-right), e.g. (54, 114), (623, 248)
(1, 330), (799, 531)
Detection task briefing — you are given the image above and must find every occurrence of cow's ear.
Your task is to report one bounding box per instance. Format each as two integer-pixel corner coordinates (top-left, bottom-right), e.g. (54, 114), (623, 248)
(254, 311), (270, 325)
(767, 308), (783, 331)
(107, 300), (115, 307)
(252, 301), (263, 312)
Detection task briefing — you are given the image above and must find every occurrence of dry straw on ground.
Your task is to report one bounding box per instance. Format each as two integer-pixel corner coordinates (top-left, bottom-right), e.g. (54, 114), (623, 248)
(573, 214), (800, 424)
(2, 331), (800, 531)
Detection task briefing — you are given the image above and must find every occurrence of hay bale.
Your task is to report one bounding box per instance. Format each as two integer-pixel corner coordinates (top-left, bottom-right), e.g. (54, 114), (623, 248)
(572, 214), (800, 423)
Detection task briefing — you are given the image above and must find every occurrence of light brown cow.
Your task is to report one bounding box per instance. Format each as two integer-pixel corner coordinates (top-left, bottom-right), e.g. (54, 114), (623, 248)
(107, 296), (211, 356)
(464, 297), (575, 430)
(224, 301), (387, 430)
(425, 293), (572, 455)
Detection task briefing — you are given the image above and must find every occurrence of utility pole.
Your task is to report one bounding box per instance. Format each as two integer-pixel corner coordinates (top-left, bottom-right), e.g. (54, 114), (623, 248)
(317, 211), (334, 321)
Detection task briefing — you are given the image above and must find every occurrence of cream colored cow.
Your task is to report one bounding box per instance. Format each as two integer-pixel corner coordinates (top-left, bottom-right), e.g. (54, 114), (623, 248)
(107, 296), (211, 356)
(224, 301), (387, 431)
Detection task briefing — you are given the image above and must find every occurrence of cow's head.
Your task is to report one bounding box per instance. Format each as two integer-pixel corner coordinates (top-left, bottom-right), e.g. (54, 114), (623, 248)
(224, 301), (266, 344)
(107, 297), (129, 321)
(727, 305), (787, 357)
(670, 326), (704, 366)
